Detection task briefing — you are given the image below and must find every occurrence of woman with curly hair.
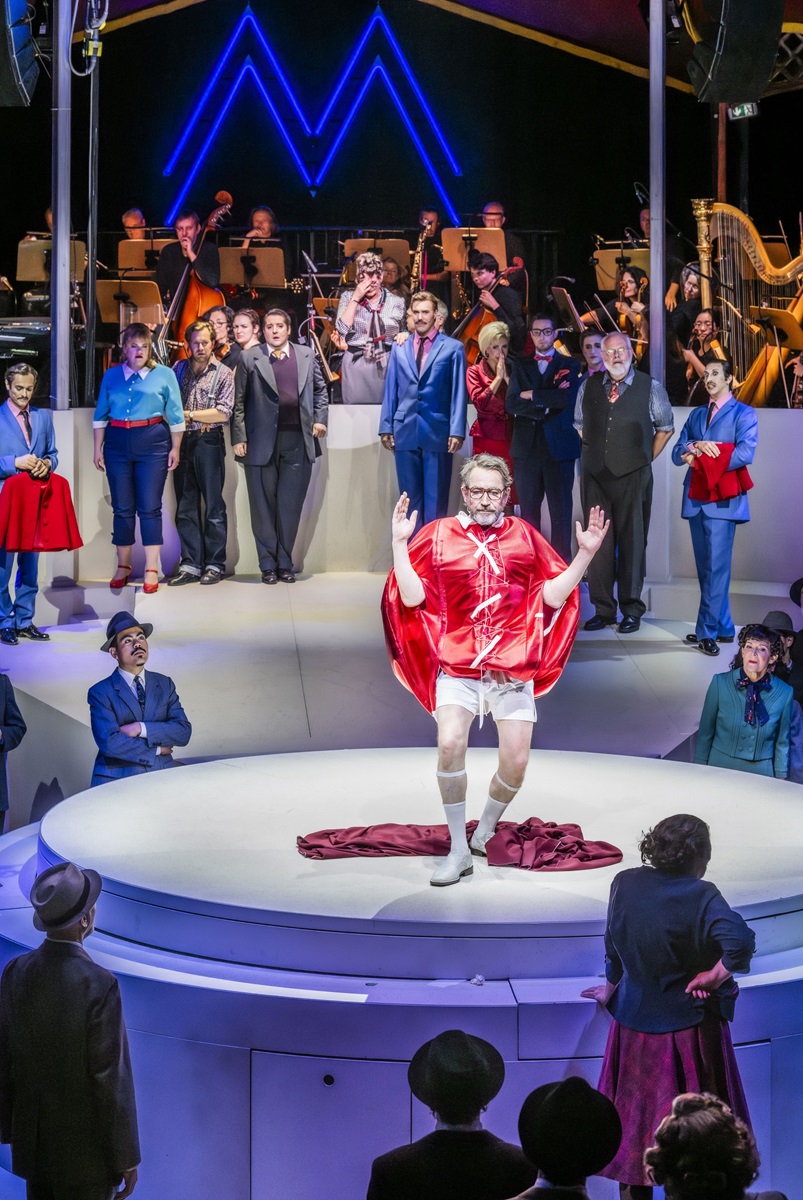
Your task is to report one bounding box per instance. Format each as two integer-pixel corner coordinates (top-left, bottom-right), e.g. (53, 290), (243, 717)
(335, 250), (406, 404)
(581, 814), (755, 1200)
(695, 623), (793, 778)
(645, 1092), (786, 1200)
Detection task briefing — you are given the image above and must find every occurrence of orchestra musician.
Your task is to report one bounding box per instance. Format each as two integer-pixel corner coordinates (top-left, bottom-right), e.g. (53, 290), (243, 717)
(468, 251), (525, 352)
(682, 309), (727, 406)
(156, 210), (220, 306)
(241, 205), (279, 252)
(481, 201), (526, 296)
(668, 264), (703, 346)
(122, 209), (147, 240)
(382, 256), (410, 302)
(583, 267), (649, 365)
(202, 305), (240, 369)
(335, 251), (406, 405)
(410, 209), (450, 308)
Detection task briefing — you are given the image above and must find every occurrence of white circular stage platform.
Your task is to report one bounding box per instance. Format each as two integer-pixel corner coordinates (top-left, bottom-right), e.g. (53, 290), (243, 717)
(3, 749), (803, 1200)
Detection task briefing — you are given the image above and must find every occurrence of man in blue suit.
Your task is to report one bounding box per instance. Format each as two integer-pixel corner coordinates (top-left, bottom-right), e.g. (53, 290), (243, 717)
(379, 291), (467, 533)
(672, 359), (758, 657)
(87, 611), (192, 786)
(506, 313), (582, 563)
(0, 364), (58, 646)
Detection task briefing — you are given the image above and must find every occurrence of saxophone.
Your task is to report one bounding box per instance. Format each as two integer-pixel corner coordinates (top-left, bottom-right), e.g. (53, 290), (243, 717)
(409, 219), (431, 295)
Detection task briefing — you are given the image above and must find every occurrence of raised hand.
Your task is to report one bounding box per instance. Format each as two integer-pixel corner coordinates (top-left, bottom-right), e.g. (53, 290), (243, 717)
(391, 492), (418, 543)
(575, 506), (610, 557)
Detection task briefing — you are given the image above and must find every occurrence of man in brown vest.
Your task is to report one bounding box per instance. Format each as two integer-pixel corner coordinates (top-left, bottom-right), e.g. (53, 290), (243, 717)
(574, 331), (674, 633)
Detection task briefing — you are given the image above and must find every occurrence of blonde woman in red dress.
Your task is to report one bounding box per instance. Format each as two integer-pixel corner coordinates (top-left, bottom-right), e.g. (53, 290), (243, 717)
(466, 321), (515, 502)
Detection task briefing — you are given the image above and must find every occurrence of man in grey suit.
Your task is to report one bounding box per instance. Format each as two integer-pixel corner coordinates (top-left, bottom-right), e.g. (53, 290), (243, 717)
(232, 308), (328, 584)
(0, 861), (140, 1199)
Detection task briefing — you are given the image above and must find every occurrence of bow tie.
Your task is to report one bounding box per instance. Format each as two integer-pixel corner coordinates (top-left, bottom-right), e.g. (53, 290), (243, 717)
(535, 354), (552, 362)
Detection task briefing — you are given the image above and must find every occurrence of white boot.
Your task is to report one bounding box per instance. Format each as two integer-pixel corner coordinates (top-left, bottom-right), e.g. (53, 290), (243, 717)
(431, 802), (473, 887)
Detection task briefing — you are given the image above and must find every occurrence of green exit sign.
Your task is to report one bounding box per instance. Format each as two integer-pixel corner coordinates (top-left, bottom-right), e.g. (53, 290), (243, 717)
(727, 103), (759, 120)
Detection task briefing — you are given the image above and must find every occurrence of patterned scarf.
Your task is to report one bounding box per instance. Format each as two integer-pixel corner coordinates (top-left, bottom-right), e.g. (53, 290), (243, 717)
(735, 668), (772, 726)
(359, 291), (388, 365)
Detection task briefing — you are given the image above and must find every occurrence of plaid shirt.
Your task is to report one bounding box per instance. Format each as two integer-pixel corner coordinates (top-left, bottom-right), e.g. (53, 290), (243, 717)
(174, 359), (235, 432)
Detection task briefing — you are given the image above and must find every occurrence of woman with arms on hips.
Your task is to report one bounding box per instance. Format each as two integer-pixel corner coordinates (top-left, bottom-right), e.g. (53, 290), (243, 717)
(645, 1092), (787, 1200)
(93, 323), (184, 594)
(582, 813), (755, 1200)
(695, 623), (793, 778)
(335, 251), (406, 404)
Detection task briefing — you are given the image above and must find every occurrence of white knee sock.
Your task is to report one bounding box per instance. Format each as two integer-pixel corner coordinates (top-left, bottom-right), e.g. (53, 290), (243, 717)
(475, 796), (509, 841)
(443, 802), (469, 857)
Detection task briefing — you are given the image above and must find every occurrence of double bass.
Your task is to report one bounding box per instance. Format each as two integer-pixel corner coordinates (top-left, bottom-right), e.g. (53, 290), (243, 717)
(154, 191), (231, 363)
(453, 265), (517, 366)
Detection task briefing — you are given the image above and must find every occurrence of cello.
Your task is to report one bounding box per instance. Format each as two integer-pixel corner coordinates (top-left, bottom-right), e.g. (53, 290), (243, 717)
(453, 265), (517, 366)
(155, 190), (231, 363)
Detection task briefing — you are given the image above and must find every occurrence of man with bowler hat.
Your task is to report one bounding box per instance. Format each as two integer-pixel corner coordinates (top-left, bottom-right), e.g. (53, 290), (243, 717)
(510, 1076), (622, 1198)
(0, 861), (140, 1198)
(366, 1029), (534, 1199)
(87, 611), (191, 787)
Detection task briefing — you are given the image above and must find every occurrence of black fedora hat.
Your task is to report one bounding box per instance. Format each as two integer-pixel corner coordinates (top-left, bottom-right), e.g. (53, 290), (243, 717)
(101, 610), (153, 653)
(518, 1077), (621, 1183)
(30, 862), (102, 932)
(408, 1030), (505, 1113)
(789, 579), (803, 610)
(762, 610), (794, 635)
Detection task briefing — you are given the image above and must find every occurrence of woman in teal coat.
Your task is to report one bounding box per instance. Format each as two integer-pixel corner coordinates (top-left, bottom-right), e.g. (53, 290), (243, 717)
(695, 623), (793, 777)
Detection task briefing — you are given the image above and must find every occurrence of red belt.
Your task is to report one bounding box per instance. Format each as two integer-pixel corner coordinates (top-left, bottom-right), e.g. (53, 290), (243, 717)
(109, 416), (164, 429)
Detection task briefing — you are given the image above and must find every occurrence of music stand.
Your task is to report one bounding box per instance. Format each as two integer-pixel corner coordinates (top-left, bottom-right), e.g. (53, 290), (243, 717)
(16, 239), (87, 283)
(441, 227), (506, 273)
(219, 246), (285, 288)
(97, 280), (164, 331)
(550, 287), (586, 335)
(341, 237), (412, 283)
(748, 305), (803, 350)
(118, 239), (173, 274)
(593, 247), (650, 292)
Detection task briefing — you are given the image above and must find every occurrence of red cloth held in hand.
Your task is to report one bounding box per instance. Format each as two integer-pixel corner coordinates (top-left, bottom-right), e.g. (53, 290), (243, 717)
(297, 817), (622, 872)
(688, 443), (753, 503)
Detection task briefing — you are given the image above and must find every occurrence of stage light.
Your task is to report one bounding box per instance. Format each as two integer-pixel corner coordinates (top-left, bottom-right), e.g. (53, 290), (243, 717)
(164, 4), (460, 223)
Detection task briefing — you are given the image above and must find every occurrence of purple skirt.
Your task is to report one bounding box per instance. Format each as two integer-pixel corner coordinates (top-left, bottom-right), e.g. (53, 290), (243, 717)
(597, 1011), (751, 1186)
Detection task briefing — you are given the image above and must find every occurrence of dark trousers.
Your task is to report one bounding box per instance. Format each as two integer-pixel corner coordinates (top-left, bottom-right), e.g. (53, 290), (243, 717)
(689, 512), (737, 640)
(27, 1180), (115, 1200)
(584, 464), (653, 620)
(104, 421), (170, 546)
(172, 428), (227, 573)
(394, 447), (452, 534)
(244, 429), (311, 571)
(514, 430), (576, 563)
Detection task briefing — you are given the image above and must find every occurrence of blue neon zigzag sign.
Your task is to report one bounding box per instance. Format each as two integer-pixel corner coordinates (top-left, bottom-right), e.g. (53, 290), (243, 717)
(164, 5), (462, 225)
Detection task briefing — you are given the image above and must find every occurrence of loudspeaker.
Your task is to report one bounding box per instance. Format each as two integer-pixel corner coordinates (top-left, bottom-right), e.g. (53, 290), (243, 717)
(685, 0), (784, 104)
(1, 0), (40, 106)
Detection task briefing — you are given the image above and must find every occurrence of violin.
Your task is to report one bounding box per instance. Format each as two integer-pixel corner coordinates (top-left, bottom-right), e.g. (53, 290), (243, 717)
(616, 274), (648, 362)
(155, 190), (231, 364)
(453, 265), (517, 366)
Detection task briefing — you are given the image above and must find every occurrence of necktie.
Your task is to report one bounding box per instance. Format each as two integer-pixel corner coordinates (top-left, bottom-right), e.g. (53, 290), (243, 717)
(416, 337), (426, 373)
(134, 675), (146, 714)
(22, 409), (32, 443)
(706, 401), (716, 428)
(608, 382), (620, 404)
(270, 352), (282, 364)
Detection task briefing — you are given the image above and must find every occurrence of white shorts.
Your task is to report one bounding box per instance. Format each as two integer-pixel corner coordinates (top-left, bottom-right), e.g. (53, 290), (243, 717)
(435, 672), (536, 722)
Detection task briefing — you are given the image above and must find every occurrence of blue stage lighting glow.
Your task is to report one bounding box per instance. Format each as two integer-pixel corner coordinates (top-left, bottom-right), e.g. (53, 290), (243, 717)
(164, 4), (460, 223)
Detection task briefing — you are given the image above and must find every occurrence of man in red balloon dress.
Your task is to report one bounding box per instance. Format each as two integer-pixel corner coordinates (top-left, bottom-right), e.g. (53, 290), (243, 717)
(382, 452), (609, 886)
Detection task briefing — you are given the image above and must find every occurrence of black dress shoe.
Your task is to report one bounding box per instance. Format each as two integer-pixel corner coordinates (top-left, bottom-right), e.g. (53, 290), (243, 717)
(167, 570), (199, 587)
(697, 638), (720, 656)
(261, 570), (278, 585)
(16, 624), (50, 641)
(584, 615), (616, 631)
(277, 568), (296, 583)
(0, 628), (18, 646)
(200, 568), (223, 585)
(685, 633), (699, 644)
(618, 616), (641, 633)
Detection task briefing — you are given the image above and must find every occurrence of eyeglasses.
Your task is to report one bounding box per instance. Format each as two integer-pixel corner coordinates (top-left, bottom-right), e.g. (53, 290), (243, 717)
(531, 327), (554, 336)
(602, 348), (630, 359)
(465, 487), (506, 500)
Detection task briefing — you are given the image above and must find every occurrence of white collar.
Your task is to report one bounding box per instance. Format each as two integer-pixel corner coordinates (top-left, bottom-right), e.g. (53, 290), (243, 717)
(456, 509), (505, 531)
(121, 363), (151, 380)
(118, 666), (147, 688)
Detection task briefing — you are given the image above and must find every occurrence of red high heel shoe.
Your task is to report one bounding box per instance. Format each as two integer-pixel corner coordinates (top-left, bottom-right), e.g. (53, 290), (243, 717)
(110, 564), (132, 590)
(143, 569), (159, 595)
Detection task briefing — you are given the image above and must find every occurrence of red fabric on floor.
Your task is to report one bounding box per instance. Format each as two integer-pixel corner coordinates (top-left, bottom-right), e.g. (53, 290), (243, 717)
(297, 818), (622, 871)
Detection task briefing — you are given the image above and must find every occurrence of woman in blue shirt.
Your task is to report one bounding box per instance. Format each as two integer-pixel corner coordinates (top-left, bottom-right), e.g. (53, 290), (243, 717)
(582, 813), (755, 1200)
(93, 324), (184, 593)
(695, 624), (793, 778)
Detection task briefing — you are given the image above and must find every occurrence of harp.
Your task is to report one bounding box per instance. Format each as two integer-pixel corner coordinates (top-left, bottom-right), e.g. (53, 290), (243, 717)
(692, 199), (803, 406)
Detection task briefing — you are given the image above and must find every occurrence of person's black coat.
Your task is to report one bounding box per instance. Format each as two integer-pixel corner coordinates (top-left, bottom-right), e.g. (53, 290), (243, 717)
(367, 1129), (535, 1200)
(0, 673), (26, 814)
